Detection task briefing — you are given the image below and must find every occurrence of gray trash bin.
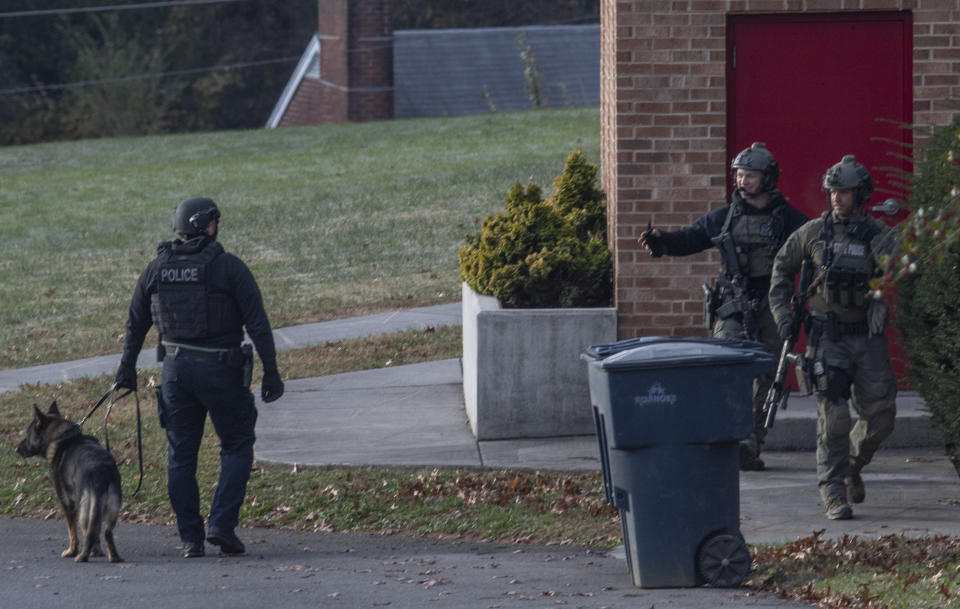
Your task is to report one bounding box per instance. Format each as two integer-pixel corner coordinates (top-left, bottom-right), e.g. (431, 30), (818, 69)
(583, 337), (775, 588)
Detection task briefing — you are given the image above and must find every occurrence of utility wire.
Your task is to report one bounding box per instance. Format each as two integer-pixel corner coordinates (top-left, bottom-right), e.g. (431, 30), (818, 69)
(0, 12), (600, 96)
(0, 56), (298, 95)
(0, 0), (250, 19)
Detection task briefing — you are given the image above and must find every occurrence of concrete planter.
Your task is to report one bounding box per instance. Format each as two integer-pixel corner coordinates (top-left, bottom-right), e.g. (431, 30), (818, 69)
(461, 282), (618, 440)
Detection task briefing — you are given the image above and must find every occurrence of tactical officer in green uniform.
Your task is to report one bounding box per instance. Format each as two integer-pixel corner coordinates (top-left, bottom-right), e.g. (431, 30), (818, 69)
(768, 155), (898, 520)
(640, 142), (809, 471)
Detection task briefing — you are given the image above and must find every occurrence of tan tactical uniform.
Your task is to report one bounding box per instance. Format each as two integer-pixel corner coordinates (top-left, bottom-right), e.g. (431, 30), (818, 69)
(769, 210), (897, 506)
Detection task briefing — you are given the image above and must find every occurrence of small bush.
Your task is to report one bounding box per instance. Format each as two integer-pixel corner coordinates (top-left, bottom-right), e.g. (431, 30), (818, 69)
(458, 149), (612, 308)
(890, 118), (960, 448)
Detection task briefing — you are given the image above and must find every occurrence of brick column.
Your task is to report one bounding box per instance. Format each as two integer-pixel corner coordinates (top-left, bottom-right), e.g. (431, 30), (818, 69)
(601, 1), (727, 340)
(317, 0), (393, 123)
(599, 0), (618, 248)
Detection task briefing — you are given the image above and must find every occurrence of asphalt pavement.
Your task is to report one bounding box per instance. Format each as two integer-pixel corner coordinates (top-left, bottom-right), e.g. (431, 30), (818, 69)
(4, 302), (959, 609)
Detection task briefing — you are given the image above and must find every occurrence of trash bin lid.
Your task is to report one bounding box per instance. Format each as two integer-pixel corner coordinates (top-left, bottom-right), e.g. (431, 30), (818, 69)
(583, 336), (765, 360)
(598, 341), (759, 371)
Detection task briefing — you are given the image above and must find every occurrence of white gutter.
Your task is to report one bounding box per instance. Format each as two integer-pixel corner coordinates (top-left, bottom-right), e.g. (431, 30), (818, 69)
(265, 33), (321, 128)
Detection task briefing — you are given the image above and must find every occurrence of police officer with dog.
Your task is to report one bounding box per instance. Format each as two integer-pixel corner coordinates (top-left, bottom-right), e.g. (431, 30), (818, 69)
(768, 155), (898, 521)
(115, 197), (284, 557)
(639, 142), (809, 471)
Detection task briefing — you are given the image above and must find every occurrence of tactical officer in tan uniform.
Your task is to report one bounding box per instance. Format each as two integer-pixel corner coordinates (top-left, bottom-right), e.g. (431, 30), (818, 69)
(768, 155), (898, 520)
(640, 142), (809, 471)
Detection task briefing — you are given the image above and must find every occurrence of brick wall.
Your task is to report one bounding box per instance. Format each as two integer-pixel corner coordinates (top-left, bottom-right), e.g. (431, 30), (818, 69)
(913, 0), (960, 127)
(278, 80), (343, 127)
(601, 0), (960, 340)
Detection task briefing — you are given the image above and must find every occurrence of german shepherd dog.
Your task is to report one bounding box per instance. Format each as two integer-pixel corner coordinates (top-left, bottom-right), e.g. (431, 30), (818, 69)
(16, 402), (123, 563)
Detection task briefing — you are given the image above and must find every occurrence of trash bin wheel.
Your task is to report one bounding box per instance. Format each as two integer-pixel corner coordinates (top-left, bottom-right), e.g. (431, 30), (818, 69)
(697, 533), (750, 588)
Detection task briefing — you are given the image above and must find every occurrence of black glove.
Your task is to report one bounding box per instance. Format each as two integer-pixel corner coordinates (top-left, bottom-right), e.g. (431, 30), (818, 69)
(115, 363), (137, 391)
(261, 371), (284, 403)
(868, 297), (888, 337)
(640, 228), (665, 258)
(776, 314), (794, 341)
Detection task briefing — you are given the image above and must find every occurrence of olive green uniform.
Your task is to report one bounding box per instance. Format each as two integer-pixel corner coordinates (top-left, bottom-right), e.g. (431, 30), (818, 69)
(769, 210), (897, 506)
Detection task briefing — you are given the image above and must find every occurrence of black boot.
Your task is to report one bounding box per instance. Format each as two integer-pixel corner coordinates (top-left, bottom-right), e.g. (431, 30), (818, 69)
(739, 441), (765, 471)
(207, 530), (245, 555)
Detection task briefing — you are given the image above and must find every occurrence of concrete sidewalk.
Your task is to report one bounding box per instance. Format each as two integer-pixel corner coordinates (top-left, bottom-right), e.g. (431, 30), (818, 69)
(255, 358), (942, 467)
(0, 303), (463, 394)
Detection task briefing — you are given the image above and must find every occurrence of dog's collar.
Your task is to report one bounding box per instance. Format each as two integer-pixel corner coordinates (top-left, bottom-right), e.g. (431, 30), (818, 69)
(45, 424), (83, 461)
(57, 425), (83, 443)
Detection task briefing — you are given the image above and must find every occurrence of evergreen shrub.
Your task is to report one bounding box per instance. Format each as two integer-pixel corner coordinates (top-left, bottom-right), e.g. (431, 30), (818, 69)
(458, 149), (612, 308)
(890, 118), (960, 448)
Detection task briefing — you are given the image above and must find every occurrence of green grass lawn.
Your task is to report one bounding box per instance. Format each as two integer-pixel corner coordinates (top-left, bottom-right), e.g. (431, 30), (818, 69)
(0, 107), (600, 369)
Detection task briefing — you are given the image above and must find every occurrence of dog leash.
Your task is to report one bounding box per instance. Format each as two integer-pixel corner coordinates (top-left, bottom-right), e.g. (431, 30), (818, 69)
(79, 384), (144, 497)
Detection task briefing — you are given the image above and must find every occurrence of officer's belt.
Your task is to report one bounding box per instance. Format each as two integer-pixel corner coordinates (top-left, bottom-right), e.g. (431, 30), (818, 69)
(715, 277), (769, 300)
(715, 298), (753, 319)
(835, 321), (869, 335)
(809, 317), (869, 337)
(713, 284), (766, 320)
(162, 340), (233, 361)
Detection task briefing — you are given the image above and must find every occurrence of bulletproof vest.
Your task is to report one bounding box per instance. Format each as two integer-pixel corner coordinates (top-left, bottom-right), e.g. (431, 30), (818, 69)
(150, 241), (228, 340)
(719, 200), (786, 279)
(809, 213), (880, 318)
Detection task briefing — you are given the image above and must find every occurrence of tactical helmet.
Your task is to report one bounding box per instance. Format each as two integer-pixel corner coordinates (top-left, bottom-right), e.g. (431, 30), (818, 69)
(172, 197), (220, 238)
(731, 142), (780, 192)
(822, 155), (873, 206)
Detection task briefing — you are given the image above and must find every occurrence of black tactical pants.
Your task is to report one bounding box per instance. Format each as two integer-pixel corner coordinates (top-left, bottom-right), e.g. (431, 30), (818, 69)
(713, 298), (779, 455)
(159, 349), (258, 544)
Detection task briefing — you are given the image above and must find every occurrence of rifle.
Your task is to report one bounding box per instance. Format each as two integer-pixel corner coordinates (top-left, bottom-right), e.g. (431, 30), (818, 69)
(711, 232), (758, 341)
(763, 259), (813, 429)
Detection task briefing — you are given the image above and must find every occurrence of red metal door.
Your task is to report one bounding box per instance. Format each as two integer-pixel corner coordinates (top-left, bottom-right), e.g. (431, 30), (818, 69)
(727, 12), (913, 385)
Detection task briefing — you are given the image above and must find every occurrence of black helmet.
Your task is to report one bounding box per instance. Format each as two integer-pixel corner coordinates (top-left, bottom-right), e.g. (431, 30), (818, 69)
(172, 197), (220, 238)
(822, 155), (873, 206)
(731, 142), (780, 192)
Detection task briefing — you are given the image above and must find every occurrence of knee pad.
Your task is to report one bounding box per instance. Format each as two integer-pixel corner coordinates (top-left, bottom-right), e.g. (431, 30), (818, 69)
(822, 401), (852, 437)
(869, 407), (897, 435)
(821, 367), (852, 403)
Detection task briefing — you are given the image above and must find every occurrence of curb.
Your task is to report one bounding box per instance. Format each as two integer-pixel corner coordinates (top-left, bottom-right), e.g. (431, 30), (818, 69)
(763, 391), (940, 450)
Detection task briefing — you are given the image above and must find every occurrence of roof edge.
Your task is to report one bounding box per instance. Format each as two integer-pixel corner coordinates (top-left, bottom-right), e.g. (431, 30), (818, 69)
(265, 33), (321, 129)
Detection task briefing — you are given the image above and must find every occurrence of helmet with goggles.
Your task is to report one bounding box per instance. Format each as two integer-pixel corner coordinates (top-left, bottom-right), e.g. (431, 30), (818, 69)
(172, 197), (220, 238)
(731, 142), (780, 193)
(822, 154), (873, 206)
